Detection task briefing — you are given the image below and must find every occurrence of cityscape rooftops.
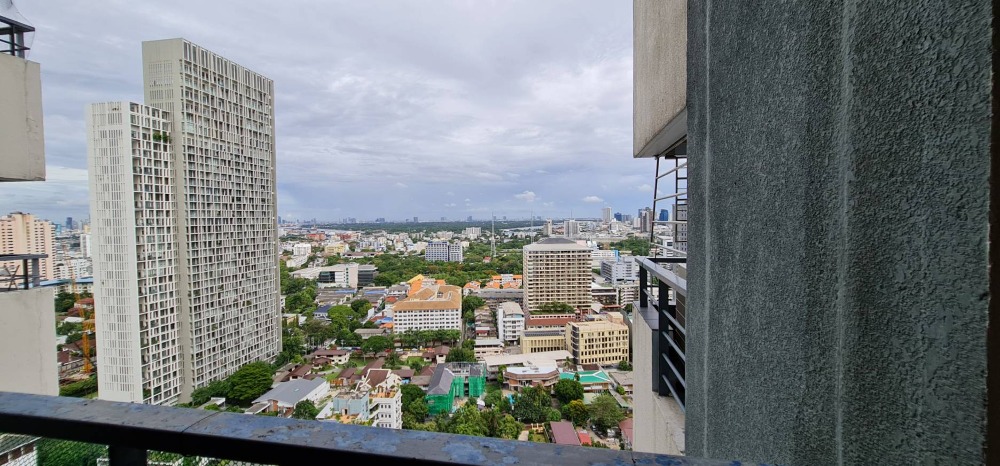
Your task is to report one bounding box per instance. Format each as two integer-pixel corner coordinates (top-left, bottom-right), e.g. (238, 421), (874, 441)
(523, 237), (591, 251)
(393, 284), (462, 311)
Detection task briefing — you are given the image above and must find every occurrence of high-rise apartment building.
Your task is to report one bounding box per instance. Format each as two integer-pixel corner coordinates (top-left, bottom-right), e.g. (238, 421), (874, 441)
(601, 207), (612, 223)
(89, 39), (279, 404)
(566, 320), (629, 366)
(0, 212), (55, 281)
(563, 220), (580, 238)
(522, 237), (591, 313)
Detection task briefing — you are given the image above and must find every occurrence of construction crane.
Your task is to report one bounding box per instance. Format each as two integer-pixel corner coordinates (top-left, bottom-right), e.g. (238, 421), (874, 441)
(62, 245), (95, 374)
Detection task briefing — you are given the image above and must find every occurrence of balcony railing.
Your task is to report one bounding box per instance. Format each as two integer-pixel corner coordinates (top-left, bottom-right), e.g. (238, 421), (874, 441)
(0, 13), (33, 58)
(0, 253), (47, 291)
(636, 256), (687, 411)
(0, 392), (741, 466)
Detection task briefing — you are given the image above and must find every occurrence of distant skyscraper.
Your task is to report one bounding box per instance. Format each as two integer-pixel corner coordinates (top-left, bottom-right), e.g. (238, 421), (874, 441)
(0, 212), (55, 280)
(659, 209), (670, 222)
(563, 220), (580, 238)
(466, 215), (473, 222)
(602, 207), (612, 223)
(413, 216), (419, 223)
(65, 217), (73, 231)
(614, 212), (623, 222)
(89, 39), (279, 405)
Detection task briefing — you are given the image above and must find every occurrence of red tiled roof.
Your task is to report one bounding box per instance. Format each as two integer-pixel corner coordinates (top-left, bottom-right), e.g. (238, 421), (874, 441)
(578, 432), (592, 445)
(392, 369), (415, 378)
(620, 418), (634, 443)
(365, 368), (390, 387)
(550, 421), (581, 446)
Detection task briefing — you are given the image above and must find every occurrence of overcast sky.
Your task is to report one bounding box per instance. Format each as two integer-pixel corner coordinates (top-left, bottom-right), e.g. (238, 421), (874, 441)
(3, 0), (656, 223)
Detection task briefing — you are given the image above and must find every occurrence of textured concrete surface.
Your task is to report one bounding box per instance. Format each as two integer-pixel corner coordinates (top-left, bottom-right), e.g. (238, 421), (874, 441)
(0, 288), (58, 396)
(685, 1), (991, 464)
(633, 0), (687, 157)
(0, 53), (45, 182)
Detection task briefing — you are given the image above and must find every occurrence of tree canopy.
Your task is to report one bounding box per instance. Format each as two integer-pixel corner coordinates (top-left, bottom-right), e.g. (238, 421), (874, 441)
(553, 379), (585, 404)
(536, 302), (575, 314)
(292, 400), (320, 420)
(617, 360), (633, 371)
(445, 347), (476, 363)
(226, 362), (275, 406)
(561, 399), (590, 426)
(589, 394), (625, 431)
(512, 386), (552, 423)
(361, 335), (393, 355)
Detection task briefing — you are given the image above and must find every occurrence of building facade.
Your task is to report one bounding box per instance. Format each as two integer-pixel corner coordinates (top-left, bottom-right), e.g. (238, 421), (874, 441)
(0, 212), (54, 281)
(522, 238), (592, 313)
(566, 320), (629, 366)
(87, 101), (183, 405)
(90, 39), (280, 405)
(391, 284), (462, 333)
(601, 256), (638, 283)
(496, 301), (525, 343)
(425, 240), (463, 262)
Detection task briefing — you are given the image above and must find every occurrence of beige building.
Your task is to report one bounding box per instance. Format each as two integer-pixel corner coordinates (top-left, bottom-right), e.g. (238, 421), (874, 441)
(520, 331), (567, 354)
(392, 284), (462, 333)
(522, 237), (592, 313)
(0, 212), (55, 281)
(566, 320), (629, 366)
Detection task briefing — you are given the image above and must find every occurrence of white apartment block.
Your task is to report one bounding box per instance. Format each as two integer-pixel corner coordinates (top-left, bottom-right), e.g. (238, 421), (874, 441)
(292, 242), (311, 257)
(522, 238), (593, 313)
(90, 39), (280, 404)
(601, 256), (638, 283)
(591, 249), (618, 268)
(87, 101), (183, 404)
(0, 212), (55, 280)
(462, 227), (481, 238)
(425, 240), (463, 262)
(391, 284), (462, 333)
(497, 301), (525, 343)
(80, 233), (92, 258)
(563, 220), (580, 238)
(364, 369), (403, 429)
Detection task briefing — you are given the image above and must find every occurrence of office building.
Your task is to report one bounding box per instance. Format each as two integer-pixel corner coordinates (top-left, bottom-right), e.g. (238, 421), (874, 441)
(522, 237), (591, 313)
(602, 207), (612, 223)
(391, 284), (462, 333)
(519, 329), (567, 354)
(565, 320), (629, 366)
(0, 212), (54, 281)
(542, 219), (553, 236)
(658, 209), (670, 222)
(425, 240), (463, 262)
(496, 301), (525, 343)
(357, 264), (378, 286)
(89, 38), (279, 404)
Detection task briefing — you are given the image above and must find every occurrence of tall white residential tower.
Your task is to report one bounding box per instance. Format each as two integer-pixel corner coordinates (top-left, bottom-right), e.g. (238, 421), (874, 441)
(89, 39), (279, 404)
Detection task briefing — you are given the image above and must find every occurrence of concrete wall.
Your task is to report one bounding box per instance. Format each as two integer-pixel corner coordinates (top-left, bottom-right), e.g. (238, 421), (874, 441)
(685, 1), (991, 464)
(0, 53), (45, 181)
(0, 288), (58, 396)
(633, 0), (686, 157)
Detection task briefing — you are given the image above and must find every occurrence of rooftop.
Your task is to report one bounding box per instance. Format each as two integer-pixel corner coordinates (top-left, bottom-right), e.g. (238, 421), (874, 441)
(253, 379), (326, 406)
(523, 237), (591, 251)
(394, 285), (462, 312)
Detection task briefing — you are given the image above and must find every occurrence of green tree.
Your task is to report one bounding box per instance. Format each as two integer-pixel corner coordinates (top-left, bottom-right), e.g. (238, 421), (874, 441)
(496, 414), (523, 439)
(451, 403), (488, 436)
(189, 379), (232, 407)
(54, 291), (77, 313)
(537, 302), (575, 314)
(552, 379), (585, 404)
(546, 407), (562, 422)
(59, 376), (98, 397)
(561, 400), (590, 426)
(484, 390), (504, 408)
(226, 362), (274, 406)
(292, 400), (320, 420)
(462, 295), (485, 315)
(585, 441), (610, 448)
(616, 385), (626, 396)
(402, 383), (427, 407)
(512, 386), (551, 423)
(617, 360), (633, 371)
(350, 299), (373, 316)
(589, 394), (625, 431)
(445, 347), (476, 363)
(361, 335), (393, 356)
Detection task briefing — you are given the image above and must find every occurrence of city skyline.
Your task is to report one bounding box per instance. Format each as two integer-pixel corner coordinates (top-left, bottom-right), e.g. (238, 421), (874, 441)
(0, 1), (655, 223)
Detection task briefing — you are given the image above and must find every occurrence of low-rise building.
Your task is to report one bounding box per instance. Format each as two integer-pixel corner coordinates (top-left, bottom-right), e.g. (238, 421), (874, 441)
(503, 365), (560, 392)
(392, 284), (462, 333)
(251, 378), (329, 416)
(566, 320), (630, 366)
(473, 338), (505, 360)
(520, 330), (567, 354)
(481, 350), (571, 380)
(472, 288), (524, 312)
(549, 421), (582, 446)
(308, 349), (350, 367)
(497, 301), (525, 344)
(609, 370), (635, 396)
(318, 368), (402, 429)
(560, 370), (613, 392)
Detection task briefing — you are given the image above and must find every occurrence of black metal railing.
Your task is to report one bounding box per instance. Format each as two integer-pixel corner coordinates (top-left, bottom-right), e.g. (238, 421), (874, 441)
(0, 14), (33, 58)
(637, 257), (687, 411)
(0, 253), (47, 291)
(0, 392), (741, 466)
